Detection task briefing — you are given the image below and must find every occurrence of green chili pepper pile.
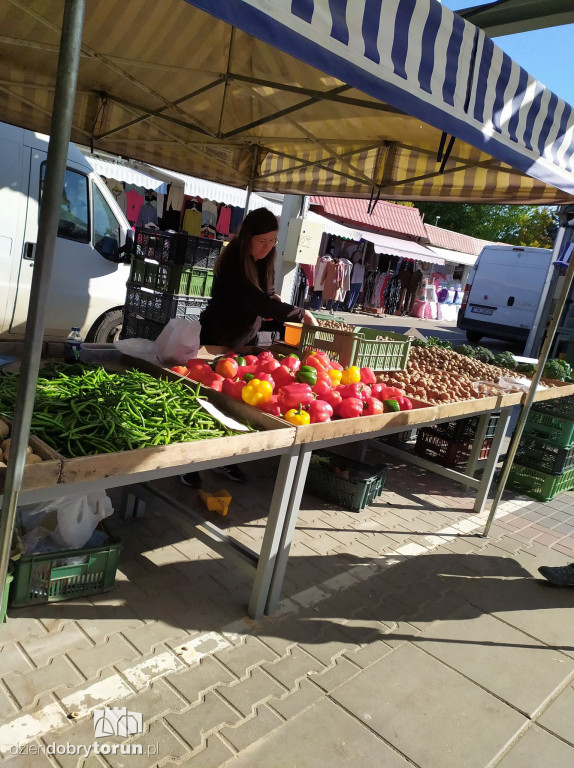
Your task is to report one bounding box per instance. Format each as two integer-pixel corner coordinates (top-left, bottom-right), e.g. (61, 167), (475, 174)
(0, 363), (252, 457)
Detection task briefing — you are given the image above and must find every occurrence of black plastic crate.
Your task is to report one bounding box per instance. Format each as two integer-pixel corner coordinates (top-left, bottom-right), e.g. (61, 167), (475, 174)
(124, 286), (207, 325)
(133, 228), (182, 264)
(305, 451), (387, 512)
(515, 434), (574, 476)
(430, 412), (500, 442)
(133, 228), (223, 268)
(120, 313), (164, 341)
(533, 395), (574, 421)
(378, 429), (418, 447)
(414, 428), (492, 468)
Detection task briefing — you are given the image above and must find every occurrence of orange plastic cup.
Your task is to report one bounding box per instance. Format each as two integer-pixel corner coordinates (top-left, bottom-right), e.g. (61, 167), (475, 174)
(284, 322), (303, 346)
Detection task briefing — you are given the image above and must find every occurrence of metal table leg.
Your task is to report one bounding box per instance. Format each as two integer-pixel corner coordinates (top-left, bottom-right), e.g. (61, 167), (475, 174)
(248, 446), (302, 619)
(265, 443), (313, 614)
(473, 407), (511, 514)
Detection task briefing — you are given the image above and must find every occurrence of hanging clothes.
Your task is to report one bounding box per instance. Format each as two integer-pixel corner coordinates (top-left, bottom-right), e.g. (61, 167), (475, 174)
(137, 203), (158, 227)
(109, 184), (127, 216)
(182, 200), (202, 236)
(383, 274), (402, 315)
(201, 200), (218, 229)
(322, 259), (344, 302)
(125, 188), (144, 224)
(229, 206), (245, 235)
(314, 255), (332, 291)
(216, 204), (232, 235)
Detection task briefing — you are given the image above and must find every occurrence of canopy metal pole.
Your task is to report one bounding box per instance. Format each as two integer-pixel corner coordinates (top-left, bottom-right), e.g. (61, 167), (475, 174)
(0, 0), (85, 595)
(482, 220), (574, 537)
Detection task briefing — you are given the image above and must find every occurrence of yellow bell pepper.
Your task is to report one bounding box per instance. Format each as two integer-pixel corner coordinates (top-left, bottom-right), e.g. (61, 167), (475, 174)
(284, 404), (311, 426)
(327, 368), (342, 385)
(241, 378), (273, 406)
(341, 366), (361, 385)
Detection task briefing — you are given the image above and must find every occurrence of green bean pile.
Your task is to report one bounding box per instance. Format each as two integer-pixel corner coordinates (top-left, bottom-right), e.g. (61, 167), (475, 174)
(0, 363), (251, 457)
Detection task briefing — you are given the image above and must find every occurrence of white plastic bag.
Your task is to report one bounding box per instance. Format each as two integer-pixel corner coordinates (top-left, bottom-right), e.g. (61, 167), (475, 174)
(154, 318), (201, 366)
(56, 492), (114, 549)
(113, 337), (161, 365)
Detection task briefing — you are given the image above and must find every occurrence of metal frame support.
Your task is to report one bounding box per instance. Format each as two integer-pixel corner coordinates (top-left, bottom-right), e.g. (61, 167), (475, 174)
(0, 0), (85, 603)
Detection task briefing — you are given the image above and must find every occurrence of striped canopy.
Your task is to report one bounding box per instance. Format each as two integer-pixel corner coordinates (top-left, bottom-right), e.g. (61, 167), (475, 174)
(1, 0), (573, 203)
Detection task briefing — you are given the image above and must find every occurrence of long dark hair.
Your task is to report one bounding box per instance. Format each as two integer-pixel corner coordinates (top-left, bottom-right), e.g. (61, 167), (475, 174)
(214, 207), (278, 291)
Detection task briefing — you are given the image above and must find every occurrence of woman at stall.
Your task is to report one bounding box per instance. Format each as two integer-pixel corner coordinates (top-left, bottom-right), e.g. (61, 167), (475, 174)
(181, 207), (318, 487)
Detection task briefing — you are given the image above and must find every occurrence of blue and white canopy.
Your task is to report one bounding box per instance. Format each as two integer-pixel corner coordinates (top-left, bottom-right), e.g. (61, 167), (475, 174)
(0, 0), (573, 202)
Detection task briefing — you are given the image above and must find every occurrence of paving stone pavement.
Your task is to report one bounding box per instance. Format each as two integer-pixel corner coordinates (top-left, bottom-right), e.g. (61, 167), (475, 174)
(1, 450), (574, 768)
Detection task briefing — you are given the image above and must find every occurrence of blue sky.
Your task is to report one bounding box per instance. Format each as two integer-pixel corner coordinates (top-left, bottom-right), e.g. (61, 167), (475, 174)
(442, 0), (574, 106)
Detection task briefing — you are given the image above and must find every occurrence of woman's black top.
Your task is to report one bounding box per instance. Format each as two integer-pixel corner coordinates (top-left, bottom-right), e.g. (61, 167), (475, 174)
(199, 249), (305, 348)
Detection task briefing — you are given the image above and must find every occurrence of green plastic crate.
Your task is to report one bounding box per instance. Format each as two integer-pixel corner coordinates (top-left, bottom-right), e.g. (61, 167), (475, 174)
(299, 324), (411, 370)
(129, 258), (213, 297)
(507, 462), (574, 502)
(305, 450), (387, 511)
(523, 409), (574, 449)
(533, 395), (574, 420)
(1, 565), (13, 622)
(10, 529), (122, 607)
(515, 434), (574, 476)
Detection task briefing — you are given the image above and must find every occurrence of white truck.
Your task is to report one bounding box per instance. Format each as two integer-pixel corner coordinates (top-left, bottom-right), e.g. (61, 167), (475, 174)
(457, 244), (554, 346)
(0, 121), (132, 343)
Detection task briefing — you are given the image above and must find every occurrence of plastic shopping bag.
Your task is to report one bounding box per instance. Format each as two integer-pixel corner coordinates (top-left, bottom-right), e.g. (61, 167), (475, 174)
(154, 318), (201, 366)
(57, 491), (114, 549)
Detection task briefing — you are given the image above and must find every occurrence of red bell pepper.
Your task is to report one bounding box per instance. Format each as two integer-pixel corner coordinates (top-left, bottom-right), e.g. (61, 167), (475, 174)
(282, 354), (301, 372)
(215, 357), (239, 379)
(337, 397), (364, 419)
(376, 384), (404, 398)
(256, 372), (275, 389)
(307, 399), (333, 423)
(338, 382), (371, 401)
(171, 365), (188, 377)
(395, 395), (413, 411)
(202, 371), (224, 392)
(277, 382), (314, 412)
(257, 358), (281, 375)
(329, 359), (344, 371)
(272, 364), (296, 389)
(360, 367), (377, 385)
(303, 351), (331, 373)
(222, 377), (245, 400)
(363, 397), (384, 416)
(322, 388), (342, 411)
(243, 354), (259, 366)
(257, 395), (282, 416)
(187, 363), (212, 383)
(371, 382), (390, 401)
(257, 350), (276, 364)
(237, 363), (257, 378)
(185, 357), (203, 369)
(312, 377), (332, 397)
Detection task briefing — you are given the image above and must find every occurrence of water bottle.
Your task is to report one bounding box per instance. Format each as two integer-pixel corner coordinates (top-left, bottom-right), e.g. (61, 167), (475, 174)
(64, 327), (83, 363)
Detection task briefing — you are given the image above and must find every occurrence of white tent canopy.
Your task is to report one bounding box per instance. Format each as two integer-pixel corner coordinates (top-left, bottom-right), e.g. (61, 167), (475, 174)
(427, 245), (479, 266)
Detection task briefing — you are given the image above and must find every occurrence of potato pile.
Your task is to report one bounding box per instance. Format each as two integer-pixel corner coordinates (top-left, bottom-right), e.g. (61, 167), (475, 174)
(316, 319), (356, 332)
(0, 418), (44, 467)
(378, 346), (521, 405)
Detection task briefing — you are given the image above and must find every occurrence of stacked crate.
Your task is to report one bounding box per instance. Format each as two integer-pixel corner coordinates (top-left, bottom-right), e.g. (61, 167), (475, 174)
(121, 228), (223, 341)
(414, 413), (500, 468)
(508, 396), (574, 501)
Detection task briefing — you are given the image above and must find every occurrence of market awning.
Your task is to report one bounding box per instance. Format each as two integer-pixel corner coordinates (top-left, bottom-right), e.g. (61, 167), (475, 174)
(82, 156), (169, 193)
(362, 233), (445, 265)
(1, 0), (574, 203)
(309, 196), (427, 238)
(426, 245), (478, 266)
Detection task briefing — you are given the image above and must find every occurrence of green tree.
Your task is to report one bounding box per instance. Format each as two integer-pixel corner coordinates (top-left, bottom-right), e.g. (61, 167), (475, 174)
(413, 203), (557, 245)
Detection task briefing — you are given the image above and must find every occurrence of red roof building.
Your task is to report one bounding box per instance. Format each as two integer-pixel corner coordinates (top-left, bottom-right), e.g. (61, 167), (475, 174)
(309, 196), (427, 240)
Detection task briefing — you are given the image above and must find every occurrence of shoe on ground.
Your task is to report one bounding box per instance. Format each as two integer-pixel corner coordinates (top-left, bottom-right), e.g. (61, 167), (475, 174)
(211, 464), (246, 483)
(180, 472), (202, 489)
(538, 563), (574, 586)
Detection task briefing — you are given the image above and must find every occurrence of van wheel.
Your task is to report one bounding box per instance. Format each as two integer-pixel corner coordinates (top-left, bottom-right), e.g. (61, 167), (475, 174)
(87, 310), (124, 343)
(466, 331), (482, 343)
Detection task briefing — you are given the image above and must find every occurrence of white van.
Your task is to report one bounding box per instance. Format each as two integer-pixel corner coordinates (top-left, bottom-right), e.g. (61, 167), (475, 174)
(457, 244), (554, 345)
(0, 122), (132, 343)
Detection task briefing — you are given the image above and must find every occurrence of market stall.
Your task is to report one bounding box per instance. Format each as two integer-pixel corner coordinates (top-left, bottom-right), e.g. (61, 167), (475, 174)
(3, 0), (574, 621)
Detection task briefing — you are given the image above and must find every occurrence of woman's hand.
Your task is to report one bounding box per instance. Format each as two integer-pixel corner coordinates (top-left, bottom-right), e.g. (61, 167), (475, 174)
(271, 293), (282, 301)
(304, 310), (319, 326)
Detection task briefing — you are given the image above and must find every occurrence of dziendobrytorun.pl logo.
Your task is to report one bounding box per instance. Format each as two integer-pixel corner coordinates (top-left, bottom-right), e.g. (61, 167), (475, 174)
(9, 707), (159, 758)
